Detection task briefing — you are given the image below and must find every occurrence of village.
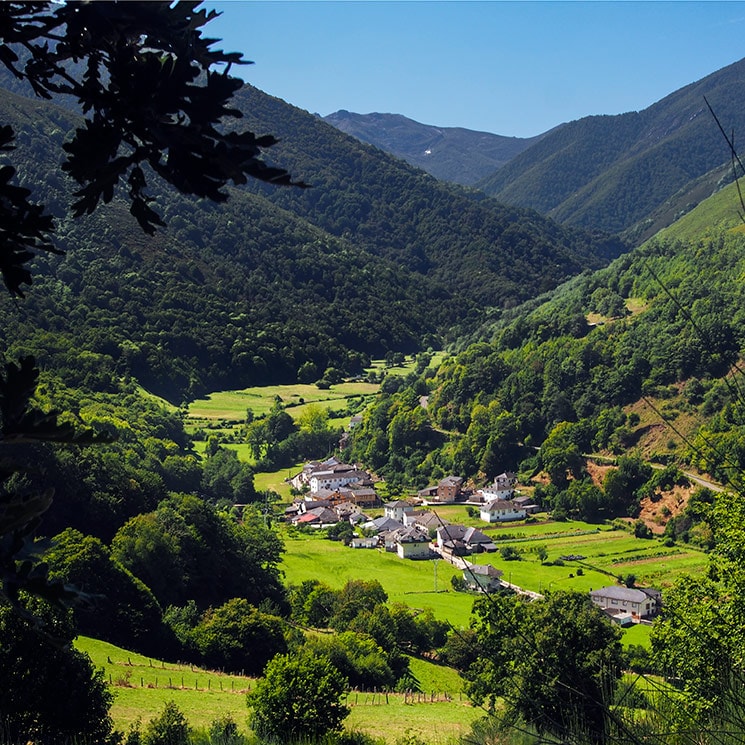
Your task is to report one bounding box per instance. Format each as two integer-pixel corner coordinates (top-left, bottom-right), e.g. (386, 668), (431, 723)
(284, 456), (662, 626)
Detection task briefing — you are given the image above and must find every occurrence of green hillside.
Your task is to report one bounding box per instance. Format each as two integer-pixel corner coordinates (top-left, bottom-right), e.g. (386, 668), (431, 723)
(477, 56), (745, 237)
(346, 182), (745, 502)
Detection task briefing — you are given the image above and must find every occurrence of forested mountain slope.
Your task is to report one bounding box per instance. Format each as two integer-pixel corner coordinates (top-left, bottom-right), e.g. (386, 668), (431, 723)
(0, 81), (625, 402)
(477, 56), (745, 237)
(323, 110), (547, 186)
(348, 181), (745, 496)
(230, 84), (627, 305)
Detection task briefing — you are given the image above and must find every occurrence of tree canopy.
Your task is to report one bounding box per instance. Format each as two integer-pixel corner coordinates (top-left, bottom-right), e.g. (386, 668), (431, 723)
(465, 591), (624, 743)
(247, 650), (350, 742)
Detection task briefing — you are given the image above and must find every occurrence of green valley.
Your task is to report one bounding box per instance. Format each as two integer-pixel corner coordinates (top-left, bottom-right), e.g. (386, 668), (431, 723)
(2, 5), (745, 745)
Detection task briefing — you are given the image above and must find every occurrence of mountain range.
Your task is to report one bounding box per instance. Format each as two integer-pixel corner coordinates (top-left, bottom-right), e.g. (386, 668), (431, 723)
(322, 110), (549, 186)
(3, 52), (745, 405)
(325, 57), (745, 243)
(0, 76), (623, 402)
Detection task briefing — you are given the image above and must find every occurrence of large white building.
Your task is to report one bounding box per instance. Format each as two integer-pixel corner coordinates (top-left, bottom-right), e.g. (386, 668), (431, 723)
(589, 586), (661, 620)
(480, 499), (527, 523)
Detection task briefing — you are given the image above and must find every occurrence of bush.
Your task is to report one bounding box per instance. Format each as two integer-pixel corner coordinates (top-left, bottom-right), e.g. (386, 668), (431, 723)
(248, 651), (350, 741)
(142, 701), (190, 745)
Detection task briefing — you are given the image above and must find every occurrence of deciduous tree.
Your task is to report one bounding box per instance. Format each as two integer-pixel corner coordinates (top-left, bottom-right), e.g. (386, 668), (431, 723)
(466, 591), (623, 743)
(247, 651), (350, 742)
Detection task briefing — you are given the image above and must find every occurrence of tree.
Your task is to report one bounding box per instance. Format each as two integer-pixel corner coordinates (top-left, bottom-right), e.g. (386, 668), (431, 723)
(650, 490), (745, 732)
(44, 527), (167, 654)
(201, 446), (257, 504)
(111, 494), (285, 609)
(0, 2), (306, 296)
(466, 591), (623, 744)
(190, 598), (287, 675)
(247, 650), (350, 742)
(0, 0), (303, 603)
(540, 421), (585, 488)
(330, 578), (388, 628)
(0, 597), (116, 745)
(142, 701), (190, 745)
(301, 631), (397, 691)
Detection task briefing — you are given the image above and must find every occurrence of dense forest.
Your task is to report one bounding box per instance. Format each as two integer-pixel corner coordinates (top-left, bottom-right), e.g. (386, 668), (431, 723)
(0, 75), (625, 403)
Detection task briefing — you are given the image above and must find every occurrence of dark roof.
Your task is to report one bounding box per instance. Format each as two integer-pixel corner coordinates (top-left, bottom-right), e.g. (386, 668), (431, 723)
(590, 586), (651, 603)
(468, 564), (503, 578)
(439, 475), (464, 486)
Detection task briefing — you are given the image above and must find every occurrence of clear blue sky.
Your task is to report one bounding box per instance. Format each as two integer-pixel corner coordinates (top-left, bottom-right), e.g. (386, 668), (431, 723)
(206, 1), (745, 138)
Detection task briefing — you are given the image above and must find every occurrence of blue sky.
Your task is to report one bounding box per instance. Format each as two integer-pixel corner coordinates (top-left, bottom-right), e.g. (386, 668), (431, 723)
(206, 1), (745, 138)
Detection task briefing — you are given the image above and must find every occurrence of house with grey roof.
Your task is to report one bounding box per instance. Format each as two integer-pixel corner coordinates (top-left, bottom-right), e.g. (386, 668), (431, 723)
(589, 586), (661, 620)
(363, 516), (405, 534)
(291, 506), (339, 527)
(384, 500), (415, 522)
(480, 499), (527, 523)
(395, 526), (432, 559)
(404, 510), (447, 534)
(463, 563), (503, 593)
(437, 525), (497, 555)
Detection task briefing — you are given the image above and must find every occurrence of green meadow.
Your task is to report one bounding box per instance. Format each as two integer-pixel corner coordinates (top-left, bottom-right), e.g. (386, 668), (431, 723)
(75, 636), (480, 743)
(281, 531), (475, 628)
(75, 637), (255, 734)
(467, 521), (709, 593)
(188, 381), (379, 422)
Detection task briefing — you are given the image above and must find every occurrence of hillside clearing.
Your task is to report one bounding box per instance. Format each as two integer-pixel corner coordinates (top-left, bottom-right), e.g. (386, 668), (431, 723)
(75, 637), (479, 742)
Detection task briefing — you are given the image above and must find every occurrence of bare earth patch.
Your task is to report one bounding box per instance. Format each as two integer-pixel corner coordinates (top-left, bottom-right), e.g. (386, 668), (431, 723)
(637, 485), (692, 534)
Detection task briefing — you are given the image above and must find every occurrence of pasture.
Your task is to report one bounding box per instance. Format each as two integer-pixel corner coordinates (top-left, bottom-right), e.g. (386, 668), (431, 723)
(76, 637), (479, 743)
(282, 530), (476, 628)
(188, 381), (379, 422)
(466, 520), (709, 592)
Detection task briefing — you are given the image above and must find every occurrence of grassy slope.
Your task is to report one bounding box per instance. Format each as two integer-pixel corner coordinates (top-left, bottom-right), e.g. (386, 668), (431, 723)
(75, 637), (479, 743)
(653, 180), (745, 244)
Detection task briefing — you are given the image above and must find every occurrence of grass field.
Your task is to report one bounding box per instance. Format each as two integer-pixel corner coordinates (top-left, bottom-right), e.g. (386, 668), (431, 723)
(75, 637), (256, 734)
(76, 637), (479, 743)
(281, 519), (707, 646)
(188, 382), (378, 422)
(282, 531), (476, 628)
(467, 521), (708, 593)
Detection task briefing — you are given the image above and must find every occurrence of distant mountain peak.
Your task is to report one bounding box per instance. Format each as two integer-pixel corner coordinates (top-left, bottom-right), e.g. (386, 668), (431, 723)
(323, 110), (547, 186)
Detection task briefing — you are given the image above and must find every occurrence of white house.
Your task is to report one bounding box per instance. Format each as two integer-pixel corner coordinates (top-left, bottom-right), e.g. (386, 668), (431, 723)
(476, 472), (517, 502)
(384, 500), (415, 523)
(589, 586), (661, 620)
(309, 467), (368, 495)
(480, 499), (527, 523)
